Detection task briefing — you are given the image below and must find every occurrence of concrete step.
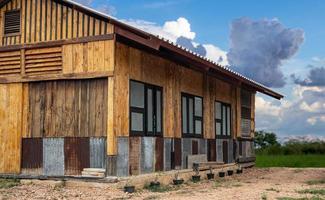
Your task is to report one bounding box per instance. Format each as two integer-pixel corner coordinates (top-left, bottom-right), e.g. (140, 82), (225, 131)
(82, 168), (106, 173)
(81, 171), (105, 178)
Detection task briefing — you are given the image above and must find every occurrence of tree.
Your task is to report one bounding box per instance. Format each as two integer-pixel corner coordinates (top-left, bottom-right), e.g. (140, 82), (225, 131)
(255, 131), (280, 149)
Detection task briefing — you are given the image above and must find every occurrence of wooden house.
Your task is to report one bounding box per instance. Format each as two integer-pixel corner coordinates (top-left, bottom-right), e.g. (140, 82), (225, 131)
(0, 0), (282, 177)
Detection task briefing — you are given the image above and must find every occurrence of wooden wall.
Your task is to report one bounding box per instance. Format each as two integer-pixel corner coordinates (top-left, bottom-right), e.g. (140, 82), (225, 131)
(0, 0), (114, 46)
(24, 78), (108, 138)
(0, 83), (23, 173)
(113, 42), (241, 141)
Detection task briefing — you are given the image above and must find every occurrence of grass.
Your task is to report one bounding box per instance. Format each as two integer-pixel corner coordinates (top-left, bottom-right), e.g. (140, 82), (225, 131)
(306, 180), (325, 185)
(256, 154), (325, 168)
(0, 179), (20, 189)
(143, 183), (176, 193)
(298, 189), (325, 195)
(277, 197), (324, 200)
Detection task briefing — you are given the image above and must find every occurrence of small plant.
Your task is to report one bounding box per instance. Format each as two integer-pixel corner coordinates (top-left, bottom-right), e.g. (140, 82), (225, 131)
(144, 183), (173, 193)
(123, 180), (135, 193)
(261, 193), (267, 200)
(207, 166), (215, 180)
(173, 171), (184, 185)
(192, 163), (201, 182)
(150, 175), (160, 187)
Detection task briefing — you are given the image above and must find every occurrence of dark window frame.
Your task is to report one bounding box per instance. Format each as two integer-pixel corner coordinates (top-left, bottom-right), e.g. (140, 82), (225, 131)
(129, 80), (163, 137)
(4, 9), (21, 36)
(215, 101), (232, 139)
(181, 93), (203, 138)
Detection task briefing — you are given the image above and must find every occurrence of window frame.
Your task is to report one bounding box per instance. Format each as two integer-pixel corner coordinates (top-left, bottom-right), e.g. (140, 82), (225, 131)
(215, 101), (232, 139)
(129, 80), (163, 137)
(4, 9), (21, 36)
(181, 93), (203, 138)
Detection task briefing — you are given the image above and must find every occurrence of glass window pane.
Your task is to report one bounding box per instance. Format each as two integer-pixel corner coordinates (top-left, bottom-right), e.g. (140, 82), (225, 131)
(182, 97), (187, 133)
(130, 81), (144, 108)
(216, 122), (221, 135)
(194, 97), (202, 117)
(189, 98), (194, 134)
(131, 112), (143, 131)
(227, 106), (231, 136)
(195, 120), (202, 134)
(156, 90), (162, 133)
(215, 102), (222, 119)
(222, 105), (226, 135)
(147, 89), (153, 132)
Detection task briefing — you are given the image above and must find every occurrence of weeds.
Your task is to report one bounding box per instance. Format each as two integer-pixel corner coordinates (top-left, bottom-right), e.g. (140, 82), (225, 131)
(306, 180), (325, 185)
(143, 183), (175, 193)
(298, 189), (325, 195)
(0, 179), (20, 189)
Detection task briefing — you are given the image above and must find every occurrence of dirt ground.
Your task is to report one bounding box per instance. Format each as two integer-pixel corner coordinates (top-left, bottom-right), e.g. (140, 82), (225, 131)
(0, 168), (324, 200)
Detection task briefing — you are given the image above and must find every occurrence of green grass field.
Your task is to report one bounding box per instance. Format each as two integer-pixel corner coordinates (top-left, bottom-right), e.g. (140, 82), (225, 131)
(256, 154), (325, 168)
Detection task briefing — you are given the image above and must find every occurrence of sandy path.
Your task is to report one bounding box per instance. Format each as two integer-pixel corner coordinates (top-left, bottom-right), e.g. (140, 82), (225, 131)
(0, 168), (324, 200)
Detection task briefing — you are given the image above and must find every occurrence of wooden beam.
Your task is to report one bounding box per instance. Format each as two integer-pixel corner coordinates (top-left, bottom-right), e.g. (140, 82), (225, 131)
(0, 71), (114, 83)
(107, 76), (116, 155)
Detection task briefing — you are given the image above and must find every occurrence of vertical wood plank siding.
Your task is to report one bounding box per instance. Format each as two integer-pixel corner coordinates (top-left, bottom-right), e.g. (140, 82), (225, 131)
(0, 0), (114, 46)
(64, 137), (90, 175)
(26, 78), (108, 138)
(0, 83), (23, 173)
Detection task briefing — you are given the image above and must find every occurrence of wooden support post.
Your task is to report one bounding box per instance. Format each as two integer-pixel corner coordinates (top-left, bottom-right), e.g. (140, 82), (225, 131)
(107, 76), (116, 155)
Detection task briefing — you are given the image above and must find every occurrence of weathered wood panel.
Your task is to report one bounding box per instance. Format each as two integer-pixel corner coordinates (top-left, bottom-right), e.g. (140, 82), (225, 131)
(192, 140), (198, 155)
(0, 50), (21, 76)
(0, 83), (23, 173)
(26, 78), (108, 138)
(64, 137), (90, 175)
(207, 139), (216, 161)
(62, 40), (114, 74)
(0, 0), (114, 46)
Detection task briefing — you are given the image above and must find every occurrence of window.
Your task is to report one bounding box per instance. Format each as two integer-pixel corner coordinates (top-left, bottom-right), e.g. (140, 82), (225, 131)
(182, 93), (203, 137)
(215, 102), (231, 138)
(4, 10), (20, 35)
(241, 90), (252, 137)
(130, 80), (162, 136)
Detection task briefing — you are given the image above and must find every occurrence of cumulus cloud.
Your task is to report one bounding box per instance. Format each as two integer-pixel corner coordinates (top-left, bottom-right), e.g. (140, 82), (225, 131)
(256, 85), (325, 136)
(228, 17), (304, 88)
(123, 17), (228, 65)
(291, 66), (325, 86)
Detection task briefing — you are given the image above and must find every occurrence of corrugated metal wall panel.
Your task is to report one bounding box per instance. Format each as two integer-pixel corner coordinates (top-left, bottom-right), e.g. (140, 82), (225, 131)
(117, 137), (129, 177)
(222, 140), (228, 164)
(64, 138), (90, 175)
(199, 139), (207, 155)
(21, 138), (43, 174)
(228, 139), (234, 163)
(164, 138), (172, 171)
(89, 137), (106, 169)
(141, 137), (155, 174)
(181, 138), (192, 169)
(216, 139), (223, 163)
(155, 137), (164, 172)
(43, 138), (64, 176)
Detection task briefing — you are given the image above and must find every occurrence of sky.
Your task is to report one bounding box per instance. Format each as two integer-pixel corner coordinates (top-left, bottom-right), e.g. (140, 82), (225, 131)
(77, 0), (325, 140)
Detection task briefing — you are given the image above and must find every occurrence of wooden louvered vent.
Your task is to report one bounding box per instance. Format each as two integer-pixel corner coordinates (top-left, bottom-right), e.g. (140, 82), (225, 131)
(25, 47), (63, 75)
(4, 10), (20, 35)
(0, 51), (21, 75)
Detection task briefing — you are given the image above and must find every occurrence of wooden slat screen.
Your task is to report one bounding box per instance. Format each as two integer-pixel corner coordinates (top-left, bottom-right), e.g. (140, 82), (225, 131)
(0, 50), (21, 75)
(4, 10), (20, 35)
(25, 47), (62, 75)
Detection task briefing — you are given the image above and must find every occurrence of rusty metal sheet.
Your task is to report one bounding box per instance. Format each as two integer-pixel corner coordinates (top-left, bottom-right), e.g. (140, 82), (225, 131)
(21, 138), (43, 174)
(228, 139), (234, 163)
(192, 140), (198, 155)
(172, 138), (182, 170)
(129, 137), (141, 175)
(207, 139), (216, 161)
(43, 138), (64, 176)
(90, 137), (106, 169)
(64, 137), (90, 175)
(155, 137), (164, 172)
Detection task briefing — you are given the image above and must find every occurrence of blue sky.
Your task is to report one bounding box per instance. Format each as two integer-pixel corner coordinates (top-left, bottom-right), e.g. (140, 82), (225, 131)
(84, 0), (325, 139)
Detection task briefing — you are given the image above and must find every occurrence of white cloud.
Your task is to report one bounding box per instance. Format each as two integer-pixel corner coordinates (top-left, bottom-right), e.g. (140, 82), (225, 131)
(163, 17), (196, 40)
(203, 44), (229, 66)
(122, 17), (228, 65)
